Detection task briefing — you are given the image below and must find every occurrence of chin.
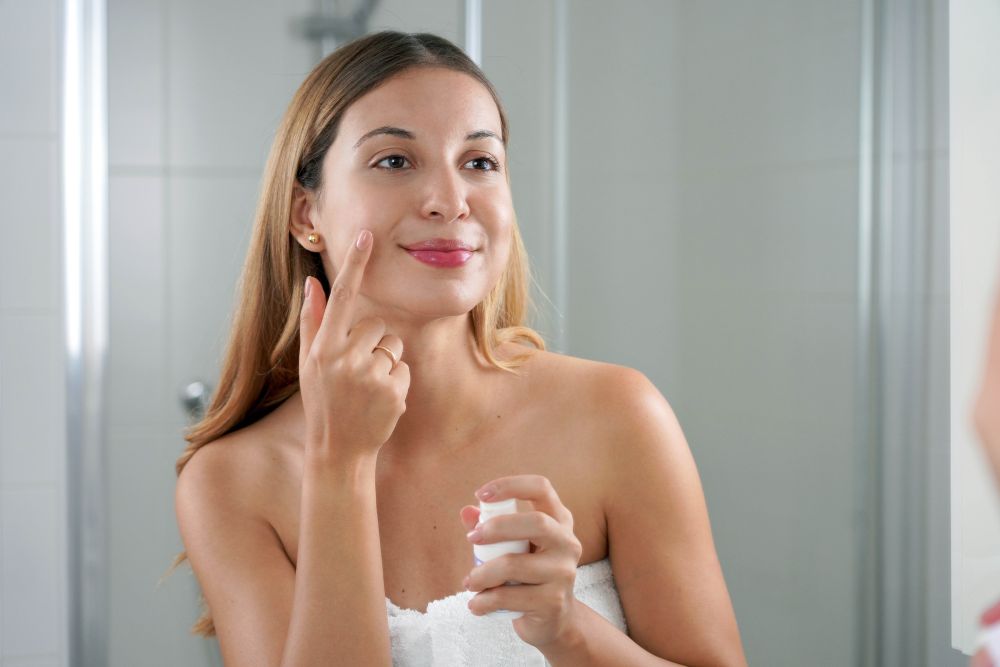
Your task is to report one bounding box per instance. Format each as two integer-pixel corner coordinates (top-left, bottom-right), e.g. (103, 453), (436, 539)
(379, 289), (485, 320)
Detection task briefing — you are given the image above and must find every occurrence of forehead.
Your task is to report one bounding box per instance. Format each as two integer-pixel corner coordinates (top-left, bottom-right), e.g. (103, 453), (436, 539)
(337, 67), (502, 143)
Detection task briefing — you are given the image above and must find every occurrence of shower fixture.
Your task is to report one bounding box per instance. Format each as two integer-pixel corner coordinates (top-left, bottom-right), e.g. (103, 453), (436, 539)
(295, 0), (381, 57)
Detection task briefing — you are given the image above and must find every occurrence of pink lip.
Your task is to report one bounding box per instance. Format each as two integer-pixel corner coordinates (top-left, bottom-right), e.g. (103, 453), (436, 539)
(405, 249), (474, 267)
(402, 238), (475, 252)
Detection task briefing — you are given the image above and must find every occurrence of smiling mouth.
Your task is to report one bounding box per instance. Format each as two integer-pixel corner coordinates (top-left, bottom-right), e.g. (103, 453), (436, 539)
(404, 247), (475, 268)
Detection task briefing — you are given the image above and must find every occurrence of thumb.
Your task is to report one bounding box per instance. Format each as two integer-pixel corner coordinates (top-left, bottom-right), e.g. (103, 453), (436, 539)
(459, 505), (481, 532)
(299, 276), (323, 372)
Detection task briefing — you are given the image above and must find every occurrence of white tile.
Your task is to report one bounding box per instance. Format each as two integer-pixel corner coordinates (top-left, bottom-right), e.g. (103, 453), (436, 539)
(108, 175), (169, 431)
(676, 162), (859, 298)
(3, 657), (61, 667)
(565, 173), (682, 385)
(674, 0), (862, 170)
(368, 0), (462, 41)
(1, 487), (60, 657)
(107, 431), (216, 667)
(0, 138), (59, 312)
(166, 0), (316, 169)
(166, 175), (259, 427)
(567, 1), (681, 172)
(0, 0), (58, 135)
(672, 294), (858, 667)
(0, 314), (59, 487)
(108, 0), (166, 166)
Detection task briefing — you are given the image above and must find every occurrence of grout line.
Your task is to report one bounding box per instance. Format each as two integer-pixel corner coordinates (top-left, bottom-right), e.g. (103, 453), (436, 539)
(0, 307), (58, 316)
(0, 131), (60, 140)
(108, 164), (265, 178)
(162, 0), (173, 469)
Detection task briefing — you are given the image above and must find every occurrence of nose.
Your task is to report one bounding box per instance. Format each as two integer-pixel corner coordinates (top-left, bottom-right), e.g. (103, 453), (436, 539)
(419, 165), (471, 222)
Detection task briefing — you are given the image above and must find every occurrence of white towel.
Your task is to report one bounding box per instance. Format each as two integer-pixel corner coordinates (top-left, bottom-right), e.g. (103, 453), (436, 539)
(386, 557), (628, 666)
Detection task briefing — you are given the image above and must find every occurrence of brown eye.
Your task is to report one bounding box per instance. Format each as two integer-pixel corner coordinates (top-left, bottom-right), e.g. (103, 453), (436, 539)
(374, 155), (410, 170)
(466, 157), (501, 172)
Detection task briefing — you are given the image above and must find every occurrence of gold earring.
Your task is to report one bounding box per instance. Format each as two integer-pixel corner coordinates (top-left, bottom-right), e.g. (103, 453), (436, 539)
(308, 233), (319, 244)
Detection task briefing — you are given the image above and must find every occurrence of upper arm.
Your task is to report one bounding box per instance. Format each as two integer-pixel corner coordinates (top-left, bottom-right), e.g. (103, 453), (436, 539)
(175, 444), (296, 667)
(598, 368), (747, 667)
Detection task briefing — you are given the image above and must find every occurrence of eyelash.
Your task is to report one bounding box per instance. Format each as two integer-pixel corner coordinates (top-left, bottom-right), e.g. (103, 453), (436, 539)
(373, 154), (502, 174)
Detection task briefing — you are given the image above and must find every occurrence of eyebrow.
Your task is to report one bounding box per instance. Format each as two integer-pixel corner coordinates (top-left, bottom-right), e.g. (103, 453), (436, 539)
(352, 126), (501, 150)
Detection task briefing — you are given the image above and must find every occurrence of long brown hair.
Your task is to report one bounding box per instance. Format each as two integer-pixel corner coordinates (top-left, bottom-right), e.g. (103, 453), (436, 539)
(163, 30), (546, 637)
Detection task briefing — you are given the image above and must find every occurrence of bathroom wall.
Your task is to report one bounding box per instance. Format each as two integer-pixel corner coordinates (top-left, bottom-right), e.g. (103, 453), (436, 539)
(546, 1), (863, 664)
(672, 3), (862, 664)
(0, 0), (69, 665)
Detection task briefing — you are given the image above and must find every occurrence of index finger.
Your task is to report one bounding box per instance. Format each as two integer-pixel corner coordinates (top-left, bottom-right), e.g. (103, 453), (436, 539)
(474, 475), (574, 527)
(320, 228), (373, 341)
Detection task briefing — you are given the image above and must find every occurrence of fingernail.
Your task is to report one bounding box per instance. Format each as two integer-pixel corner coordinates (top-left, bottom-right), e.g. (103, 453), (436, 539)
(466, 528), (483, 543)
(304, 277), (312, 300)
(356, 229), (371, 249)
(462, 576), (471, 590)
(476, 486), (495, 500)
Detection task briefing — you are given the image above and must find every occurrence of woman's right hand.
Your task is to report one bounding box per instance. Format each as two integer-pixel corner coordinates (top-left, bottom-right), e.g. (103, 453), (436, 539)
(298, 229), (410, 464)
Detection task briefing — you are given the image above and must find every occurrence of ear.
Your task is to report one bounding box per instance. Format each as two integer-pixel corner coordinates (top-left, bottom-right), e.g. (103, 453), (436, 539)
(289, 184), (322, 249)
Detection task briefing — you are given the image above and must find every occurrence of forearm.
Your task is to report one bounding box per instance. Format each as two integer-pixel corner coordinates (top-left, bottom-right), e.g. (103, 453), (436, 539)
(281, 455), (390, 667)
(540, 599), (681, 667)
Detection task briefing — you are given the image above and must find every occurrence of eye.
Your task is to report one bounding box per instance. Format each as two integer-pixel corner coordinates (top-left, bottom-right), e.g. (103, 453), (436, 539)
(372, 154), (503, 173)
(374, 154), (411, 171)
(465, 156), (502, 173)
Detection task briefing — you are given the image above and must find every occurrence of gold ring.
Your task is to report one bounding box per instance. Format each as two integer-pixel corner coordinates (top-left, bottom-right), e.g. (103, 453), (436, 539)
(373, 345), (399, 368)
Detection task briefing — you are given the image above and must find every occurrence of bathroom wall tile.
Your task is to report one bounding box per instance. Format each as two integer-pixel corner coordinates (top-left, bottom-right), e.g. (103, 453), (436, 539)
(368, 0), (462, 43)
(108, 175), (169, 431)
(108, 430), (217, 667)
(0, 138), (59, 312)
(165, 0), (317, 170)
(0, 314), (59, 487)
(0, 0), (57, 135)
(672, 294), (857, 666)
(3, 657), (61, 667)
(675, 293), (856, 444)
(558, 0), (685, 379)
(675, 0), (862, 171)
(1, 487), (60, 657)
(166, 174), (259, 428)
(566, 171), (682, 393)
(676, 161), (859, 298)
(567, 1), (681, 177)
(108, 0), (165, 167)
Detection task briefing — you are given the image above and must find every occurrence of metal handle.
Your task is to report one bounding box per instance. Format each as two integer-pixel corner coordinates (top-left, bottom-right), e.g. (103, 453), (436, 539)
(180, 380), (212, 421)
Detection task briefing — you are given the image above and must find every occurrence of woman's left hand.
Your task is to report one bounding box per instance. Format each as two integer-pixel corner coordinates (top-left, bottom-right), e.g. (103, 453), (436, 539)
(458, 474), (584, 650)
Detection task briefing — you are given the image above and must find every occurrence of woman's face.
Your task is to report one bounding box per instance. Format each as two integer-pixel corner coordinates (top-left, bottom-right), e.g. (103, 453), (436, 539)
(300, 66), (514, 321)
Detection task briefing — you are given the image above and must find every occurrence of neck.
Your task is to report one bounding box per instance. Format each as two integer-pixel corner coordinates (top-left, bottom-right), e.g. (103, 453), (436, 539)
(284, 311), (519, 460)
(381, 312), (499, 454)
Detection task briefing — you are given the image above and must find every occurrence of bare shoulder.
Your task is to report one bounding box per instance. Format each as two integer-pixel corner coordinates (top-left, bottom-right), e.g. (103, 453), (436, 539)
(174, 420), (299, 665)
(521, 349), (681, 477)
(524, 348), (669, 434)
(537, 360), (746, 664)
(175, 415), (297, 529)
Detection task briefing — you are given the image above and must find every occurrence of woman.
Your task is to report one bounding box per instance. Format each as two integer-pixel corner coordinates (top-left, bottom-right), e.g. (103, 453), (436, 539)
(973, 280), (1000, 667)
(171, 30), (746, 666)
